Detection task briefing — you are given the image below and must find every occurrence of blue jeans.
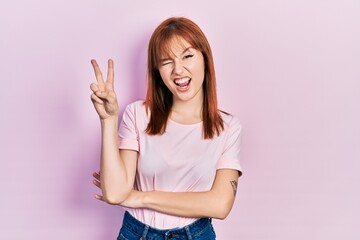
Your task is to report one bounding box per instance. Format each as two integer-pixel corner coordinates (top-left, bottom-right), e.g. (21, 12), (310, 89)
(117, 211), (216, 240)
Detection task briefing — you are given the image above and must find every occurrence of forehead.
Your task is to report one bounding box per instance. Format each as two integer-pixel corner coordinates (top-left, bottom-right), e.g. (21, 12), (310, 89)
(160, 37), (193, 58)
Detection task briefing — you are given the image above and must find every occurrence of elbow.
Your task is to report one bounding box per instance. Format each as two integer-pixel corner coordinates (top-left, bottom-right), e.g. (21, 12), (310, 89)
(102, 191), (129, 205)
(215, 209), (230, 220)
(103, 195), (124, 205)
(100, 181), (133, 205)
(214, 199), (234, 220)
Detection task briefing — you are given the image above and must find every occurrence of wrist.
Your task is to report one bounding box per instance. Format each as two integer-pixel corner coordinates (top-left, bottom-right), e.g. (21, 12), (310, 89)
(100, 115), (119, 126)
(141, 191), (152, 208)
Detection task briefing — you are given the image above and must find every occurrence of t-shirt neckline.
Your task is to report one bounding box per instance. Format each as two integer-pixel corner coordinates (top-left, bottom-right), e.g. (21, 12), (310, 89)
(168, 118), (202, 127)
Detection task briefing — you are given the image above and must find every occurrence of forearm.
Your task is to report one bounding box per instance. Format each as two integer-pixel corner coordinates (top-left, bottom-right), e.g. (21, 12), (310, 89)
(142, 190), (234, 220)
(135, 170), (239, 219)
(100, 116), (130, 203)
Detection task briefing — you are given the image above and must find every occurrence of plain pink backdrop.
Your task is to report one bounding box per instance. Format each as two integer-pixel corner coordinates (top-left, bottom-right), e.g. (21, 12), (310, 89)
(1, 0), (359, 239)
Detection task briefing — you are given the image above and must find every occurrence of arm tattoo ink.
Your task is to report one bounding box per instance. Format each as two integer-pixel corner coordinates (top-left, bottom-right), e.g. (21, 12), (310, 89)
(230, 180), (238, 197)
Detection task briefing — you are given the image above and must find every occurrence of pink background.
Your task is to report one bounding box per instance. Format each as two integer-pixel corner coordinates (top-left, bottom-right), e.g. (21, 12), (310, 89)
(1, 0), (359, 239)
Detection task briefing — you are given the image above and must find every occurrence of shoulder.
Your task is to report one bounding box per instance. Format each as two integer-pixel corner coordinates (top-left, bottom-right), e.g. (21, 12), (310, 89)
(121, 100), (149, 127)
(123, 100), (148, 116)
(219, 111), (242, 132)
(124, 100), (146, 110)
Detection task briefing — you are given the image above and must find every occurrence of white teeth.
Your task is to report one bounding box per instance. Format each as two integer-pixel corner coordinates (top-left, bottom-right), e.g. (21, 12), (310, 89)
(174, 77), (190, 84)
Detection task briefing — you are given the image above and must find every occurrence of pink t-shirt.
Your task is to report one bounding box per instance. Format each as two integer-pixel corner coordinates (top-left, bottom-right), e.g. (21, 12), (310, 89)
(118, 100), (242, 229)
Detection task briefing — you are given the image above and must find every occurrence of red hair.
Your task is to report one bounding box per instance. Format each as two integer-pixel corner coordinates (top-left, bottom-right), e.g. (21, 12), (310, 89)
(145, 17), (224, 139)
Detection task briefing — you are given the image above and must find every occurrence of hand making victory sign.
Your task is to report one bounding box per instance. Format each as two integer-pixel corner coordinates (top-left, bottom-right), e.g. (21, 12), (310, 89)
(90, 59), (119, 120)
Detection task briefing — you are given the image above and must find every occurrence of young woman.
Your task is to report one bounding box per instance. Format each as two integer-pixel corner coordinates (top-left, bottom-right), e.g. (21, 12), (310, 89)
(90, 17), (242, 240)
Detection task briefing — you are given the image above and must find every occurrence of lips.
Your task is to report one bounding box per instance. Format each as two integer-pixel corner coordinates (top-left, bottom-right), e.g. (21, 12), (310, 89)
(174, 77), (191, 88)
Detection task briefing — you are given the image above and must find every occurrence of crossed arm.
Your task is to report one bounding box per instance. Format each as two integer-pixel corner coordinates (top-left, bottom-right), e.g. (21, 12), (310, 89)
(94, 118), (239, 220)
(93, 116), (239, 220)
(93, 150), (240, 220)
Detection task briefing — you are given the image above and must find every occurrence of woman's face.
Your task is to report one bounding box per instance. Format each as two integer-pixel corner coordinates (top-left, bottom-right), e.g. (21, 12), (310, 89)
(158, 38), (205, 104)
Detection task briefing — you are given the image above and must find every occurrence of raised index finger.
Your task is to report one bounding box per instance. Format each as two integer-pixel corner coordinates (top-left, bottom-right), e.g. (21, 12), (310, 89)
(107, 59), (115, 88)
(91, 59), (105, 85)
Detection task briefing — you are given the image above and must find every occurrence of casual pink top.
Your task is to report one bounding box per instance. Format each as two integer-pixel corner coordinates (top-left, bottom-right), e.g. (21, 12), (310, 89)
(118, 100), (242, 229)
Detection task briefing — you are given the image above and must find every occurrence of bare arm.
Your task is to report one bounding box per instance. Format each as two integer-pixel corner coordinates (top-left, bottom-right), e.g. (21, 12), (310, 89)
(100, 117), (137, 204)
(93, 169), (239, 219)
(141, 169), (239, 219)
(90, 59), (137, 204)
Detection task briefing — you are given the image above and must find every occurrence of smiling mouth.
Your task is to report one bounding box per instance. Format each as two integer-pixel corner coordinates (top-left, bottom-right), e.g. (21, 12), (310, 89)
(174, 77), (191, 89)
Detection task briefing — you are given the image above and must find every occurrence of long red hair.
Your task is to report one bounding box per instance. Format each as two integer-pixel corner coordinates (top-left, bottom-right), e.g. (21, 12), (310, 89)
(145, 17), (224, 139)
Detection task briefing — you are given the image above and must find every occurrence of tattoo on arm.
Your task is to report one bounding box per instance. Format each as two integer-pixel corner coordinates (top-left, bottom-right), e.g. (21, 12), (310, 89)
(230, 180), (238, 197)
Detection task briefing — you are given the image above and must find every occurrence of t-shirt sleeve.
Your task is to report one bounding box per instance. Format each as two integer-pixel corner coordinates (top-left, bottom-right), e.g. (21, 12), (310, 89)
(216, 117), (243, 176)
(118, 103), (139, 151)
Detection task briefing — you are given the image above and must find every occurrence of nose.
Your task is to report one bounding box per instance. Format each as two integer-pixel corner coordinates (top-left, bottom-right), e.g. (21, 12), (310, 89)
(172, 60), (184, 75)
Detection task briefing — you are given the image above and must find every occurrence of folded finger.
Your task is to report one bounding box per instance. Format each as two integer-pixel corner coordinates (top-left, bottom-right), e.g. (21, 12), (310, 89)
(90, 83), (99, 93)
(93, 172), (100, 181)
(96, 91), (108, 99)
(93, 179), (101, 188)
(91, 93), (104, 105)
(95, 194), (105, 202)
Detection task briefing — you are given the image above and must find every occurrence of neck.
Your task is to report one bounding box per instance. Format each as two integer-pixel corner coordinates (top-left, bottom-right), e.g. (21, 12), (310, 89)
(171, 92), (204, 124)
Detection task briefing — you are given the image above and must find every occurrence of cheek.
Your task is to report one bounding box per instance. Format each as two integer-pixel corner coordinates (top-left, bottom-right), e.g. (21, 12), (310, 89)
(158, 70), (173, 89)
(158, 71), (164, 81)
(193, 63), (205, 81)
(190, 57), (205, 78)
(159, 68), (170, 81)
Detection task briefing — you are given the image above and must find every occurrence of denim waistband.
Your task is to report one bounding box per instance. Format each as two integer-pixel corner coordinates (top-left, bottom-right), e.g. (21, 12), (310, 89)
(120, 211), (213, 240)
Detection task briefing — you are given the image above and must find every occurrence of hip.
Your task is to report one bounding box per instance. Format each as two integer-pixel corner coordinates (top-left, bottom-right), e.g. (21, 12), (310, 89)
(118, 211), (216, 240)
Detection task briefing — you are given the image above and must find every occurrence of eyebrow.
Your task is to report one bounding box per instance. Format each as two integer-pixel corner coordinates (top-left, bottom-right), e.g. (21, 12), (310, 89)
(160, 46), (194, 62)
